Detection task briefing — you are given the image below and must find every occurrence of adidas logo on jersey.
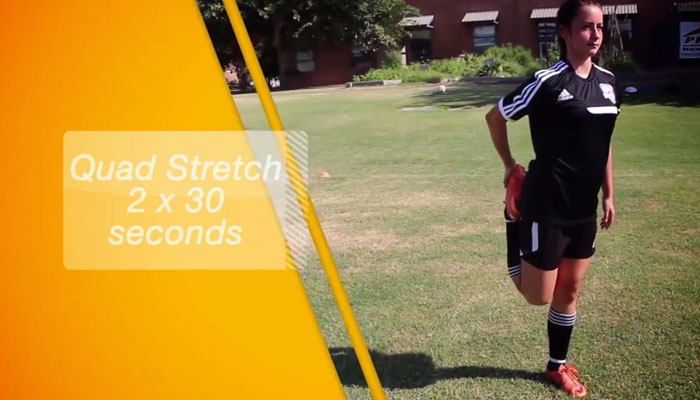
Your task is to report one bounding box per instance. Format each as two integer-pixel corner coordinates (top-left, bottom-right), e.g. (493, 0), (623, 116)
(557, 89), (574, 102)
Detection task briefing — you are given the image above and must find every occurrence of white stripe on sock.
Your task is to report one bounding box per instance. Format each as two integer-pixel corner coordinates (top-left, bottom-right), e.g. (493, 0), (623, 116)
(550, 310), (576, 317)
(549, 309), (577, 326)
(508, 265), (521, 277)
(549, 316), (576, 326)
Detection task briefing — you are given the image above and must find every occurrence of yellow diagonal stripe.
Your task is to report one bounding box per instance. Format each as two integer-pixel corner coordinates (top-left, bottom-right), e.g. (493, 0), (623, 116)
(220, 1), (388, 399)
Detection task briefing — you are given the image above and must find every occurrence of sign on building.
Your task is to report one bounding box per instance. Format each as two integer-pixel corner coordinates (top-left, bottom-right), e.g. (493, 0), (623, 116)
(680, 21), (700, 59)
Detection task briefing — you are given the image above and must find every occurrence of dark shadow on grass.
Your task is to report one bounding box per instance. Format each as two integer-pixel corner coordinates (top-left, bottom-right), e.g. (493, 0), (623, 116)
(405, 75), (700, 110)
(615, 70), (700, 107)
(405, 83), (517, 110)
(329, 347), (542, 389)
(619, 85), (700, 108)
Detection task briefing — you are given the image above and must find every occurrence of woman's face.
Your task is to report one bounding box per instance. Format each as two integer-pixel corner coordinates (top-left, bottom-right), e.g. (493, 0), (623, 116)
(560, 5), (604, 59)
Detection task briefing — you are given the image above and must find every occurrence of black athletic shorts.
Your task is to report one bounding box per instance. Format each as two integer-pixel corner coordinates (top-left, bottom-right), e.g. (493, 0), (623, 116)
(506, 215), (597, 271)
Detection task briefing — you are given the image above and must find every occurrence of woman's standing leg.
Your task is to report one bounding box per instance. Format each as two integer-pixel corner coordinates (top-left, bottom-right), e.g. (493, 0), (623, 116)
(545, 257), (592, 397)
(549, 257), (591, 367)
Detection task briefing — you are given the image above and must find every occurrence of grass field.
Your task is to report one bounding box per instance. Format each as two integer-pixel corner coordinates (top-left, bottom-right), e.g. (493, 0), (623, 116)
(235, 81), (700, 399)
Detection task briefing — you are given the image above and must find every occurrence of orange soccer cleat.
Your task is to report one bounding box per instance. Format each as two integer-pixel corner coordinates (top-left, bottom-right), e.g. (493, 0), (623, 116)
(505, 164), (526, 219)
(545, 364), (587, 397)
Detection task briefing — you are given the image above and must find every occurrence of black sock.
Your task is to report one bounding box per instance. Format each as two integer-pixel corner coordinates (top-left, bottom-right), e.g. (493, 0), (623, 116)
(547, 308), (576, 371)
(505, 208), (521, 278)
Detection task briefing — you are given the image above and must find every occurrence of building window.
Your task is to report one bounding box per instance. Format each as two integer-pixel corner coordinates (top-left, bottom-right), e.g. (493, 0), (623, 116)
(473, 25), (496, 53)
(611, 18), (633, 51)
(409, 29), (432, 62)
(296, 50), (315, 72)
(351, 46), (372, 70)
(537, 22), (557, 58)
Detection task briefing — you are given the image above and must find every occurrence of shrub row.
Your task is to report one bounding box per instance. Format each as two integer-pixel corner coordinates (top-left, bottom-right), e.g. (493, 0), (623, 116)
(354, 45), (542, 82)
(353, 44), (640, 82)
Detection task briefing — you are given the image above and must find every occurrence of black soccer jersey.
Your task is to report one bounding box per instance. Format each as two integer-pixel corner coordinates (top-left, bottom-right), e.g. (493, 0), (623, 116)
(498, 60), (620, 226)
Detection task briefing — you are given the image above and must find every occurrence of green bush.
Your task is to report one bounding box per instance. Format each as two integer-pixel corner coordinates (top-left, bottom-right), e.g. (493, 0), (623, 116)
(353, 66), (447, 82)
(476, 59), (527, 77)
(476, 60), (512, 77)
(541, 42), (561, 68)
(499, 60), (528, 77)
(354, 45), (543, 82)
(394, 62), (448, 82)
(430, 58), (467, 76)
(353, 67), (402, 81)
(402, 69), (447, 83)
(382, 50), (403, 69)
(599, 50), (640, 73)
(484, 44), (540, 72)
(463, 54), (485, 77)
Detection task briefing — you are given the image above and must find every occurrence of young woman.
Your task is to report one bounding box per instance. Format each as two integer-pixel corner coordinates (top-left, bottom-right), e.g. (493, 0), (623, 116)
(485, 1), (619, 397)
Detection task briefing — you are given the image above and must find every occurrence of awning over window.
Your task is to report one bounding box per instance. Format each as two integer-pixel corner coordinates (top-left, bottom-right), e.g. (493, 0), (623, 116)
(530, 8), (558, 19)
(531, 4), (638, 19)
(602, 4), (638, 15)
(462, 11), (499, 23)
(400, 15), (434, 29)
(678, 1), (700, 12)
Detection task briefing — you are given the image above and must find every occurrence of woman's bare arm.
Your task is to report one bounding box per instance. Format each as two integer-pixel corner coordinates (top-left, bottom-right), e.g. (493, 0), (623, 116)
(601, 145), (615, 229)
(485, 105), (516, 187)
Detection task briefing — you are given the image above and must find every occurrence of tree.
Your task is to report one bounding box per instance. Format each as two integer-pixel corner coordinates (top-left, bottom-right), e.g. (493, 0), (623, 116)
(197, 0), (416, 87)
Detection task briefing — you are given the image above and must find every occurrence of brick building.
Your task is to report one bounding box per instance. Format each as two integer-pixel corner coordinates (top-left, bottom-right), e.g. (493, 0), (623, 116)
(283, 1), (700, 89)
(280, 45), (381, 89)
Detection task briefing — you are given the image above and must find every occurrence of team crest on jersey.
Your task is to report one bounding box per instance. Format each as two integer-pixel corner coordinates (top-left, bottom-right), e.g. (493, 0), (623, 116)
(599, 83), (616, 104)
